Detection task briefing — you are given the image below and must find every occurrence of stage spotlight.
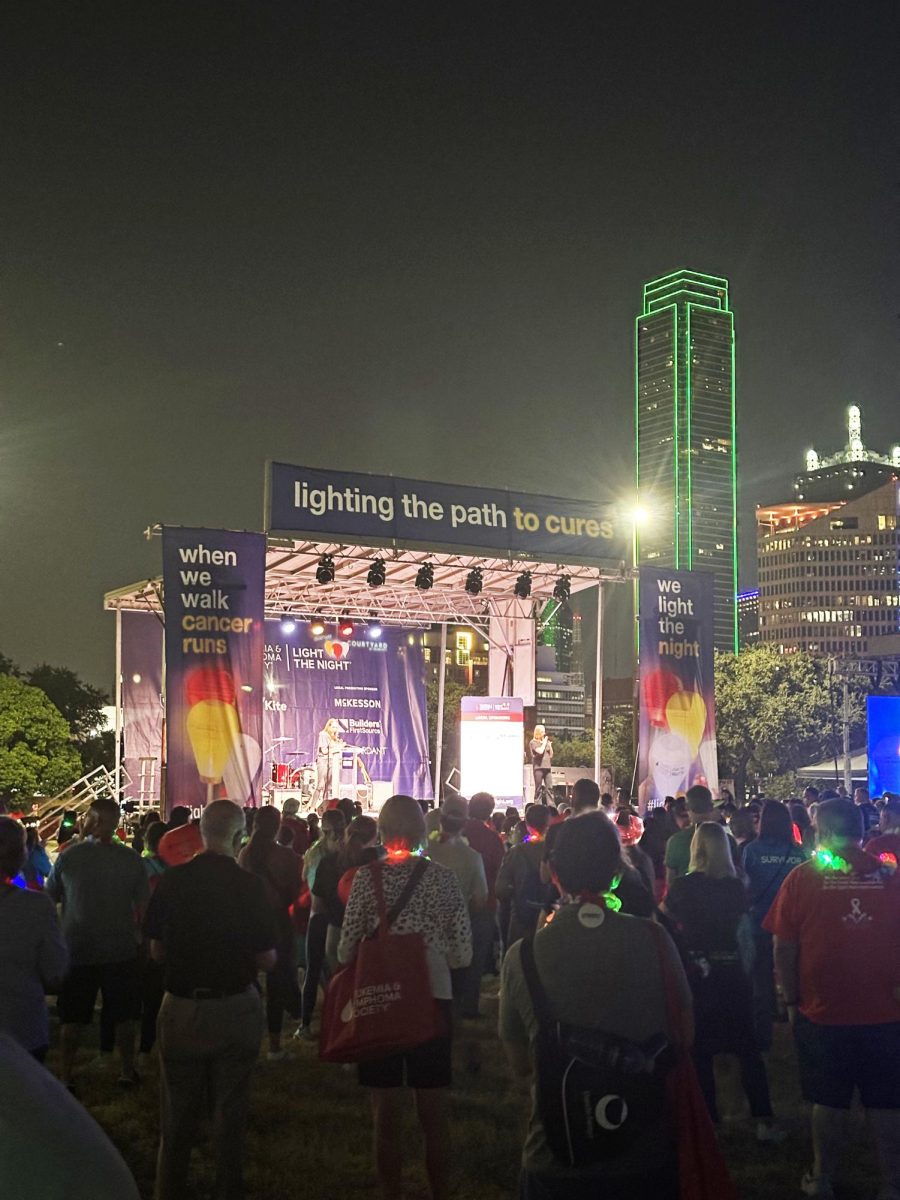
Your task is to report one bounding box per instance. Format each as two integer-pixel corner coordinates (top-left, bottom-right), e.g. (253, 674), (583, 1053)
(316, 554), (335, 584)
(514, 570), (532, 599)
(553, 574), (571, 604)
(415, 562), (434, 590)
(465, 567), (483, 596)
(309, 616), (326, 637)
(367, 557), (387, 587)
(279, 613), (297, 635)
(338, 615), (354, 639)
(367, 615), (383, 639)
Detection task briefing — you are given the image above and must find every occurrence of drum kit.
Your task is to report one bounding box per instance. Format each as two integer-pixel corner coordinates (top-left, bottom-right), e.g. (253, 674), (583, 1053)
(263, 738), (317, 810)
(263, 736), (376, 812)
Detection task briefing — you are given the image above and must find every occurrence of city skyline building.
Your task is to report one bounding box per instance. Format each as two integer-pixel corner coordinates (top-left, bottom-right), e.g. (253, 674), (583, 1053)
(793, 405), (900, 504)
(738, 589), (760, 648)
(757, 479), (899, 656)
(635, 269), (738, 652)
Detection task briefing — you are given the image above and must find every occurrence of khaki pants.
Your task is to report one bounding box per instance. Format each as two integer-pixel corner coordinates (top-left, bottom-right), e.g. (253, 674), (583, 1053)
(155, 988), (263, 1200)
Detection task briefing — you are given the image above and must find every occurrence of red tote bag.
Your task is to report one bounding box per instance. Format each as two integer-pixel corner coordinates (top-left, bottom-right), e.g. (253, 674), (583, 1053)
(320, 858), (439, 1063)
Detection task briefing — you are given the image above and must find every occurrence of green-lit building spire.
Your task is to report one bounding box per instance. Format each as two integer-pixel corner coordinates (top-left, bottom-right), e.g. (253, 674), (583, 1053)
(635, 269), (738, 652)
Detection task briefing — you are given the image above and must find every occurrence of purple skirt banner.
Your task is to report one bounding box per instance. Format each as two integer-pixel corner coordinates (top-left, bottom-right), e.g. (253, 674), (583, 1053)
(121, 611), (164, 805)
(637, 567), (719, 810)
(162, 528), (266, 813)
(263, 622), (432, 803)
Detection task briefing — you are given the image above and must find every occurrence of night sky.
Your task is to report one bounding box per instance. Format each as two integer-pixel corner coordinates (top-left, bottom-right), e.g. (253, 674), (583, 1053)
(2, 3), (898, 689)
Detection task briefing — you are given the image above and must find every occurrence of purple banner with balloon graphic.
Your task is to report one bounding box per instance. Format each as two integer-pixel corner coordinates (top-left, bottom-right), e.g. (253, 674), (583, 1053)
(162, 527), (266, 816)
(637, 567), (719, 810)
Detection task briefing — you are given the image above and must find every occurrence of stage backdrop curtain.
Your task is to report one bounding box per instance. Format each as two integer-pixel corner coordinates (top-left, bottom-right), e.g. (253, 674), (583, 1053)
(263, 622), (432, 801)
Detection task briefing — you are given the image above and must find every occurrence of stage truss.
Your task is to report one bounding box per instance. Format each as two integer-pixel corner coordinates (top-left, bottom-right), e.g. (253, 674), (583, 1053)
(103, 528), (632, 629)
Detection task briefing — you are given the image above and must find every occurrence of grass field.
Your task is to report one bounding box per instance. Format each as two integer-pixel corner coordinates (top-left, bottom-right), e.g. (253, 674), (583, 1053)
(51, 983), (881, 1200)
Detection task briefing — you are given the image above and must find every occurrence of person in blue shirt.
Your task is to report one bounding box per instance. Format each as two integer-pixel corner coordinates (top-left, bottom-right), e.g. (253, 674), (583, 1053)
(742, 800), (808, 1050)
(22, 826), (52, 890)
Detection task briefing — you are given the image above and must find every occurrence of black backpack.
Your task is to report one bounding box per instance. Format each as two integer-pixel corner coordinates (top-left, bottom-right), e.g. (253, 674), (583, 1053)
(519, 935), (671, 1167)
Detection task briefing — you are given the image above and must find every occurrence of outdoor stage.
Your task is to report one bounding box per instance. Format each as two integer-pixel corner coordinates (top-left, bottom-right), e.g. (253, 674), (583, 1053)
(104, 463), (633, 813)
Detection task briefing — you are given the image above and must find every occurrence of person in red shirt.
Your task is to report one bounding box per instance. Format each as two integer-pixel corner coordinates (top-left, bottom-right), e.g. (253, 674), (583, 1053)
(278, 797), (311, 857)
(460, 792), (504, 1018)
(865, 796), (900, 866)
(765, 798), (900, 1200)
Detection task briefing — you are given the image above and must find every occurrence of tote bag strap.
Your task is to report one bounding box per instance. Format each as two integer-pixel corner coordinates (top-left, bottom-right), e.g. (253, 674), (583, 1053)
(370, 858), (429, 941)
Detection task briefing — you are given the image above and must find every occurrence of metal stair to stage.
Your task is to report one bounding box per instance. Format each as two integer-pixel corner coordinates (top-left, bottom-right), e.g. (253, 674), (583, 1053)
(33, 764), (131, 842)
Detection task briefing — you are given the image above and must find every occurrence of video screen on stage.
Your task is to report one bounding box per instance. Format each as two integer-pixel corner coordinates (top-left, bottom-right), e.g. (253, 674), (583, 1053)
(460, 696), (524, 803)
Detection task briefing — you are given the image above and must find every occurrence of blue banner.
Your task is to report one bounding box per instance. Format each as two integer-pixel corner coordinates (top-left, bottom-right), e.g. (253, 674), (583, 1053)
(263, 621), (432, 802)
(266, 462), (627, 564)
(162, 528), (266, 813)
(636, 567), (719, 810)
(868, 695), (900, 795)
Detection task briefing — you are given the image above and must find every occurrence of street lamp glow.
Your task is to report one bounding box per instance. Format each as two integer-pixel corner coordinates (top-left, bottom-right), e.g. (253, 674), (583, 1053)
(631, 503), (651, 528)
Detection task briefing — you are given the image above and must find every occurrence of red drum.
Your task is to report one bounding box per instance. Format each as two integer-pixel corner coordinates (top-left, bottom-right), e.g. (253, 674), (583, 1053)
(271, 762), (291, 786)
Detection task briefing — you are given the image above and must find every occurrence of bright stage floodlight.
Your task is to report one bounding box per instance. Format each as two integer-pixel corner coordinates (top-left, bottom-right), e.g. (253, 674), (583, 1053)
(338, 615), (354, 639)
(367, 615), (383, 639)
(415, 562), (434, 590)
(316, 554), (335, 584)
(279, 614), (297, 635)
(552, 574), (571, 604)
(465, 567), (483, 596)
(309, 616), (326, 637)
(367, 557), (386, 587)
(514, 570), (532, 600)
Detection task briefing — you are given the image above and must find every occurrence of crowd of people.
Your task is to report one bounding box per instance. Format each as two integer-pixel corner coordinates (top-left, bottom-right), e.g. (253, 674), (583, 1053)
(1, 776), (899, 1200)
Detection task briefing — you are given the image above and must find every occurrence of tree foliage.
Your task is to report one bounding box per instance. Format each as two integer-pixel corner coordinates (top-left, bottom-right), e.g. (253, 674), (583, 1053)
(0, 652), (19, 678)
(544, 712), (634, 789)
(714, 646), (866, 799)
(0, 675), (83, 803)
(24, 664), (108, 742)
(426, 679), (480, 791)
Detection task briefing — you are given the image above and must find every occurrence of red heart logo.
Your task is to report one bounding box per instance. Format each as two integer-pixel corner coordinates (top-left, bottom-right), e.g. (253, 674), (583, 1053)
(332, 643), (343, 659)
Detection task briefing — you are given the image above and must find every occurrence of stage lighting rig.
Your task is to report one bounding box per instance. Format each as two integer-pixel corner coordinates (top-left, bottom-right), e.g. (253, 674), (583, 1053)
(316, 554), (336, 584)
(367, 557), (387, 587)
(465, 567), (483, 596)
(279, 613), (297, 635)
(338, 615), (354, 639)
(309, 616), (326, 637)
(415, 562), (434, 590)
(367, 614), (383, 639)
(553, 574), (571, 604)
(514, 570), (532, 599)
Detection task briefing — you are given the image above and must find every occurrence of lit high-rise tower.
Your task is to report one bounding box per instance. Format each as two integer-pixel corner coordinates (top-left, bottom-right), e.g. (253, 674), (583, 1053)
(635, 269), (738, 652)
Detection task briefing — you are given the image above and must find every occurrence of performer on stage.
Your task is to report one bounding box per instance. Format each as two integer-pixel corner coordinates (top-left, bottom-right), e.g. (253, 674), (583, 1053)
(314, 719), (346, 814)
(528, 724), (553, 804)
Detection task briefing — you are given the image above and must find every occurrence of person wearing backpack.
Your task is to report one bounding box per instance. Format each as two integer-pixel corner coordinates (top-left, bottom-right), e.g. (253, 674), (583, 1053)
(742, 800), (808, 1050)
(495, 804), (552, 946)
(338, 795), (471, 1200)
(499, 811), (693, 1200)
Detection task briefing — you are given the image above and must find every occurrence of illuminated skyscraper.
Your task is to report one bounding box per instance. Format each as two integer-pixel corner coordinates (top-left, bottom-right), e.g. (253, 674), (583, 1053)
(635, 269), (738, 651)
(539, 599), (574, 671)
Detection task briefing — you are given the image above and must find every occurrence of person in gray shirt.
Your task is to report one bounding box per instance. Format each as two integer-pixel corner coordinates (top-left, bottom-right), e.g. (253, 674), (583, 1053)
(47, 797), (149, 1088)
(0, 818), (68, 1059)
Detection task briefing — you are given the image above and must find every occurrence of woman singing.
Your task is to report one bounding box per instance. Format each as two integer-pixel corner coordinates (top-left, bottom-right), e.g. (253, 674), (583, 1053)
(528, 724), (553, 805)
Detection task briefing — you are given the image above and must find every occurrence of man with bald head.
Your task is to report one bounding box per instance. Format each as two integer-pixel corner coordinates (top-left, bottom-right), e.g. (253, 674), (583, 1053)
(145, 800), (276, 1200)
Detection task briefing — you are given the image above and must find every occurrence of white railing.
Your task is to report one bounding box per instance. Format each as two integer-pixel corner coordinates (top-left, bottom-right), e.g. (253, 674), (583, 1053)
(33, 764), (132, 841)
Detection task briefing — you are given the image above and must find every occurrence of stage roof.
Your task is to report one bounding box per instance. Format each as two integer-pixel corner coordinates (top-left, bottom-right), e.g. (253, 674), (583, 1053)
(104, 528), (632, 628)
